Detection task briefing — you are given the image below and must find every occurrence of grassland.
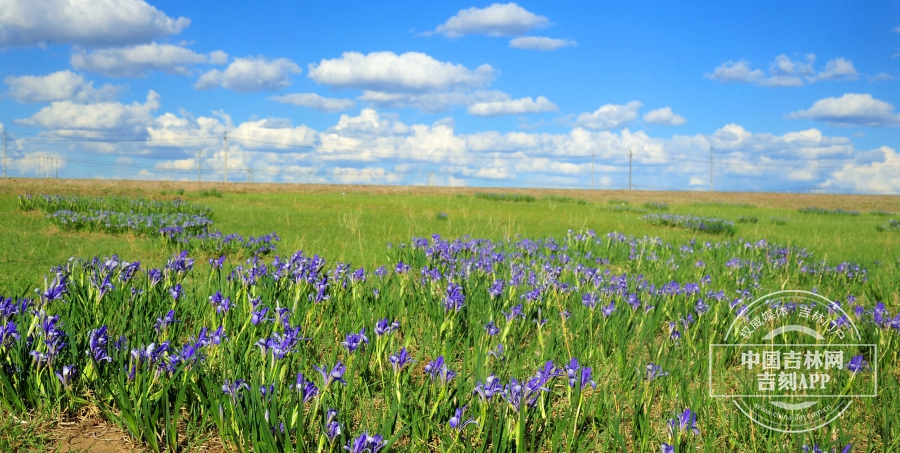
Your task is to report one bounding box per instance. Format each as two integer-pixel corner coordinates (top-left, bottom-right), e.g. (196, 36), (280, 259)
(3, 178), (899, 292)
(1, 178), (899, 452)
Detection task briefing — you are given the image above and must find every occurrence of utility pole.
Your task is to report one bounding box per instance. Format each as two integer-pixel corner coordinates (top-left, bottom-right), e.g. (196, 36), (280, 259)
(198, 149), (201, 184)
(428, 170), (435, 187)
(628, 147), (633, 191)
(55, 158), (58, 179)
(223, 132), (228, 183)
(710, 145), (714, 191)
(246, 167), (253, 183)
(591, 152), (595, 190)
(3, 130), (6, 178)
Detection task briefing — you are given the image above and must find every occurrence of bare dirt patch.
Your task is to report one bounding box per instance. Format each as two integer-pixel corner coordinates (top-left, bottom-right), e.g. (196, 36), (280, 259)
(51, 409), (142, 453)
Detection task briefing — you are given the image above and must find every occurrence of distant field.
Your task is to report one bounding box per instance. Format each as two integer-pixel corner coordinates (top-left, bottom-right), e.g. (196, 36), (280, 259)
(2, 178), (899, 291)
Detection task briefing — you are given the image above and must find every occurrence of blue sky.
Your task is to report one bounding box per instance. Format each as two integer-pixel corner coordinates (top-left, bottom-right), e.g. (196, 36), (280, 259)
(1, 0), (898, 192)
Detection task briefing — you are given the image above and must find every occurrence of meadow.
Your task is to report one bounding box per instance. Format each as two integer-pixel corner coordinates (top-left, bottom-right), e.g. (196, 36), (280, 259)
(0, 178), (899, 452)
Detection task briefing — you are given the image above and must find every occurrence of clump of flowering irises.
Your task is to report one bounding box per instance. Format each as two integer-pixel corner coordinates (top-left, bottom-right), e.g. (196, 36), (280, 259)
(0, 227), (891, 452)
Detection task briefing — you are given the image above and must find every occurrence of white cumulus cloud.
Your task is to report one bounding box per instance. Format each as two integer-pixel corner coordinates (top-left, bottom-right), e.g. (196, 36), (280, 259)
(509, 36), (576, 51)
(822, 146), (900, 194)
(467, 96), (558, 116)
(643, 107), (687, 126)
(575, 101), (642, 130)
(787, 93), (900, 127)
(196, 56), (301, 92)
(813, 57), (858, 81)
(358, 89), (509, 113)
(707, 54), (859, 87)
(71, 43), (226, 78)
(433, 3), (550, 38)
(0, 0), (190, 47)
(308, 51), (494, 93)
(704, 60), (764, 83)
(4, 70), (120, 103)
(15, 90), (160, 132)
(269, 93), (356, 112)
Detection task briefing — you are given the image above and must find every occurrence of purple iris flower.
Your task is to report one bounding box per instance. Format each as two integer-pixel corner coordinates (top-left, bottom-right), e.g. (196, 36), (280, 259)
(534, 361), (560, 386)
(661, 443), (674, 453)
(503, 304), (524, 323)
(695, 299), (709, 315)
(0, 297), (29, 319)
(374, 266), (387, 278)
(448, 406), (477, 431)
(579, 367), (595, 389)
(276, 307), (292, 330)
(209, 292), (232, 316)
(669, 328), (682, 342)
(259, 383), (276, 398)
(0, 321), (20, 348)
(484, 321), (500, 336)
(309, 278), (330, 303)
(88, 326), (111, 363)
(325, 409), (341, 441)
(374, 319), (400, 336)
(645, 363), (669, 381)
(166, 251), (194, 274)
(601, 301), (616, 318)
(487, 344), (504, 360)
(847, 355), (869, 373)
(342, 328), (369, 353)
(564, 358), (581, 387)
(39, 276), (68, 303)
(444, 283), (465, 313)
(314, 362), (348, 389)
(169, 284), (183, 301)
(626, 293), (641, 311)
(389, 348), (414, 373)
(196, 327), (210, 347)
(55, 365), (76, 388)
(251, 307), (272, 325)
(295, 372), (319, 402)
(582, 293), (599, 310)
(168, 343), (202, 371)
(208, 256), (226, 269)
(256, 327), (308, 359)
(394, 262), (410, 274)
(667, 409), (700, 437)
(210, 325), (226, 345)
(350, 268), (366, 284)
(222, 379), (249, 403)
(148, 269), (163, 287)
(502, 377), (546, 412)
(114, 335), (127, 351)
(473, 375), (503, 401)
(154, 310), (179, 334)
(488, 280), (504, 298)
(344, 431), (384, 453)
(95, 273), (114, 300)
(424, 356), (456, 385)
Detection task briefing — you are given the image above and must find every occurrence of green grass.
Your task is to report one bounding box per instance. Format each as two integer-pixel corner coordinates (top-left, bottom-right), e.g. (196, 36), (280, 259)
(474, 192), (536, 203)
(3, 188), (900, 291)
(2, 182), (900, 452)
